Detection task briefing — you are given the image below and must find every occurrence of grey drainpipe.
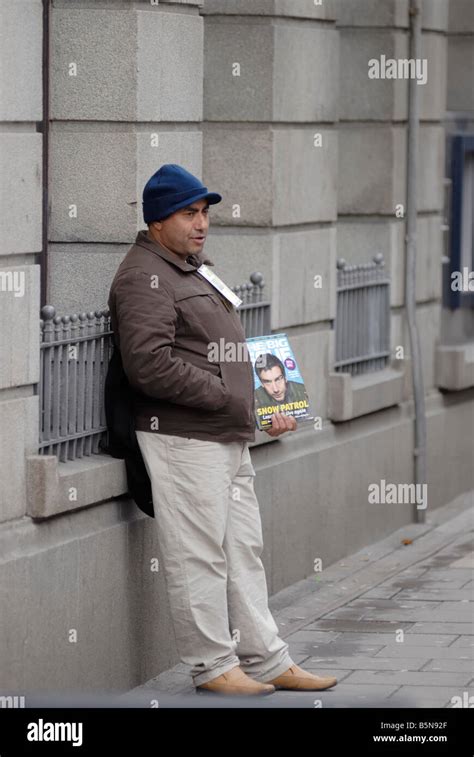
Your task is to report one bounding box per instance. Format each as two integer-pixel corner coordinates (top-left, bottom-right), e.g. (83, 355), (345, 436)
(406, 0), (427, 524)
(40, 0), (50, 307)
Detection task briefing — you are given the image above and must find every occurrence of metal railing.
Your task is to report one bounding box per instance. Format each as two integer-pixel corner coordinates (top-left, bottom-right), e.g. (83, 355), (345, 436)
(232, 272), (271, 337)
(334, 254), (391, 376)
(39, 272), (271, 461)
(39, 307), (113, 461)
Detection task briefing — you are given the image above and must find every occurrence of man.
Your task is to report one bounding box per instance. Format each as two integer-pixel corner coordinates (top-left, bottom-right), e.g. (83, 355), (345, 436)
(254, 353), (309, 405)
(107, 164), (337, 696)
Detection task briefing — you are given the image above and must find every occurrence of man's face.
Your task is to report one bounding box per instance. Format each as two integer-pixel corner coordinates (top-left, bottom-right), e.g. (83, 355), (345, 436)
(259, 366), (287, 402)
(149, 199), (210, 257)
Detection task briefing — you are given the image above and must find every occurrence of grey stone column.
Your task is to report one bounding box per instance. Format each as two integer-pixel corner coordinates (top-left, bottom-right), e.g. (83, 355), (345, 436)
(201, 0), (339, 419)
(48, 0), (205, 314)
(0, 0), (42, 522)
(336, 0), (449, 394)
(447, 0), (474, 114)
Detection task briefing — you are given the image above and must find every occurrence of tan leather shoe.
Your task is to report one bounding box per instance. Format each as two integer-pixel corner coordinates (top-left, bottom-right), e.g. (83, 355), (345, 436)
(196, 666), (275, 696)
(267, 663), (338, 691)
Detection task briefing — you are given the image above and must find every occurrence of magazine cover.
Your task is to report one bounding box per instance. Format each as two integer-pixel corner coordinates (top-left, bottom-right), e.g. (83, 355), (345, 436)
(246, 333), (314, 431)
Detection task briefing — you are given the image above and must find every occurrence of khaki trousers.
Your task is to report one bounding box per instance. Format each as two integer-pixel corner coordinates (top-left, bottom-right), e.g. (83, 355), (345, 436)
(135, 431), (294, 687)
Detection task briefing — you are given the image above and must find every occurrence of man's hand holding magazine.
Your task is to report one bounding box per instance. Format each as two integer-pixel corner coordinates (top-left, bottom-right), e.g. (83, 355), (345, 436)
(264, 411), (297, 437)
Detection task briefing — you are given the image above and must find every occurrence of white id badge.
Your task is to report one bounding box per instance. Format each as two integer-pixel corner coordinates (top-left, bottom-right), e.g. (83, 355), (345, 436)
(196, 264), (243, 308)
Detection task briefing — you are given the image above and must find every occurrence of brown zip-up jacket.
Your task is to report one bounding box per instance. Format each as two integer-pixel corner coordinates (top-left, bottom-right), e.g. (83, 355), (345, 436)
(107, 230), (256, 443)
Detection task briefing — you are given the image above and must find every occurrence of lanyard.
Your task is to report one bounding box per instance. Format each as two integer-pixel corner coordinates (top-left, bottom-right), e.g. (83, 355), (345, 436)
(196, 264), (243, 308)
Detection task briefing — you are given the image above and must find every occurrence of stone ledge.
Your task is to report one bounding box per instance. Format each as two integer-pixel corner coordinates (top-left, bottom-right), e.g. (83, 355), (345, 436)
(25, 433), (273, 518)
(160, 0), (203, 5)
(201, 0), (337, 21)
(328, 365), (405, 422)
(250, 428), (278, 447)
(26, 454), (127, 519)
(436, 341), (474, 391)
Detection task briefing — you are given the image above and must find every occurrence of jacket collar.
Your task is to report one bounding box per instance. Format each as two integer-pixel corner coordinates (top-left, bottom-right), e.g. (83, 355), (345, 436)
(134, 230), (215, 272)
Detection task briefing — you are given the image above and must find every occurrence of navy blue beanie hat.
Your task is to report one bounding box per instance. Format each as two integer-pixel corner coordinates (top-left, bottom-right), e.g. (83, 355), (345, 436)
(142, 164), (222, 224)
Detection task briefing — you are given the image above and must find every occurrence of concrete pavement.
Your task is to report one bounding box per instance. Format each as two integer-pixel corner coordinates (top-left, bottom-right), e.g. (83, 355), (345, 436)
(122, 490), (473, 708)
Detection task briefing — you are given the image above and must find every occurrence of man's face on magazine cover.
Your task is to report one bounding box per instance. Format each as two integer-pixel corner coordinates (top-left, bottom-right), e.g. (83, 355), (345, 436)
(149, 198), (210, 257)
(259, 366), (287, 402)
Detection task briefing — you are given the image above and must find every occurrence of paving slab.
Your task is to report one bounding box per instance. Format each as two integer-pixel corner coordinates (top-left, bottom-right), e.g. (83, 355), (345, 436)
(124, 491), (473, 708)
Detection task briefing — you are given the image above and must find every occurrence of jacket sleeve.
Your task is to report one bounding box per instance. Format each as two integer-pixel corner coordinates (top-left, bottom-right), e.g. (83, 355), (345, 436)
(113, 269), (230, 411)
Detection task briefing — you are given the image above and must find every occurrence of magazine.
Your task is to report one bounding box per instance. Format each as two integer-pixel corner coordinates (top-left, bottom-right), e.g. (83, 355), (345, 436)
(246, 333), (314, 431)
